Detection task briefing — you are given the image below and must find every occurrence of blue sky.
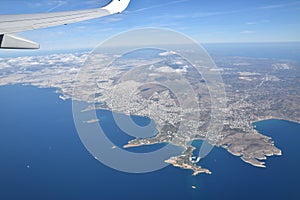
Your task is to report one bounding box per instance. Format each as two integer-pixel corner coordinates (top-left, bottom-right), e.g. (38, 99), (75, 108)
(2, 0), (300, 50)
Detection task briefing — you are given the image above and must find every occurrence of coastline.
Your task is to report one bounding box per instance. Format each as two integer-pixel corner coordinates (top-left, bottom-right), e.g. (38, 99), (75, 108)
(252, 116), (300, 125)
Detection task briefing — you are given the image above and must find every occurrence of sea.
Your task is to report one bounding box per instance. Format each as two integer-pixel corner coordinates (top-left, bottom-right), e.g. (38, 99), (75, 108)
(0, 43), (300, 200)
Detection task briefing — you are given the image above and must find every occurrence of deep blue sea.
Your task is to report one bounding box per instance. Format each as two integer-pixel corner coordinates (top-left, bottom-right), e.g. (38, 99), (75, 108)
(0, 84), (299, 200)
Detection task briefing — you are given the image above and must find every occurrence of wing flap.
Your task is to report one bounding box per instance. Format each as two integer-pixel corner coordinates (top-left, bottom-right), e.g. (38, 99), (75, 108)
(0, 34), (39, 49)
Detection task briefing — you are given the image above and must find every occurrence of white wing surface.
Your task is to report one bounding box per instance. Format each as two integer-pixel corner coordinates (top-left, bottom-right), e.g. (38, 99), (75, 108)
(0, 0), (131, 49)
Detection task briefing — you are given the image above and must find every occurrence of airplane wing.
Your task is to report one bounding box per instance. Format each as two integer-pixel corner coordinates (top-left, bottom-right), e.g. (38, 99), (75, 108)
(0, 0), (131, 49)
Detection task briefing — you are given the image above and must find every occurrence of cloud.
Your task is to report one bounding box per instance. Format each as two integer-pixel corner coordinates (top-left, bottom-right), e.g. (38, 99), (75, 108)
(149, 1), (300, 23)
(159, 51), (177, 56)
(104, 17), (124, 23)
(246, 20), (270, 25)
(46, 1), (67, 12)
(246, 22), (257, 25)
(240, 30), (256, 34)
(0, 53), (88, 70)
(129, 0), (189, 13)
(27, 0), (68, 9)
(152, 66), (188, 74)
(258, 1), (300, 10)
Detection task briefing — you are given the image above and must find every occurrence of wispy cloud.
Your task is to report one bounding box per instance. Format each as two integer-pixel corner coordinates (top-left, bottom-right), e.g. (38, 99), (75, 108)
(46, 1), (67, 12)
(258, 1), (300, 10)
(150, 9), (245, 22)
(27, 0), (67, 8)
(246, 20), (270, 25)
(148, 1), (300, 22)
(240, 30), (256, 34)
(128, 0), (189, 13)
(104, 17), (124, 23)
(246, 22), (257, 25)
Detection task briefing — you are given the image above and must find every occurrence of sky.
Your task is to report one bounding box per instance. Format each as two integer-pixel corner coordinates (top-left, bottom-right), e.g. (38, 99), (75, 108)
(1, 0), (300, 50)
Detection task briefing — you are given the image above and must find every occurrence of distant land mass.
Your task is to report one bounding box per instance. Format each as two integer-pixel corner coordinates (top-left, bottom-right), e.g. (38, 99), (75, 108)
(0, 44), (299, 175)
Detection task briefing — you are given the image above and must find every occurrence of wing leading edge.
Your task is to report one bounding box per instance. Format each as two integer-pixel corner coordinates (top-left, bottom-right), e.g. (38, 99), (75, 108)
(0, 0), (131, 49)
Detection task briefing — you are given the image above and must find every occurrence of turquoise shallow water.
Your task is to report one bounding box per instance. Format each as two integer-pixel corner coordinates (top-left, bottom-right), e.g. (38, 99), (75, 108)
(0, 85), (299, 200)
